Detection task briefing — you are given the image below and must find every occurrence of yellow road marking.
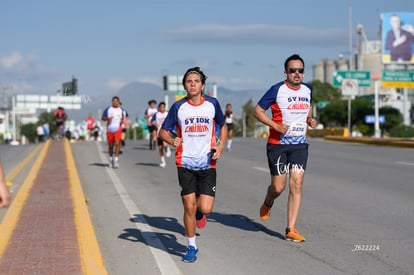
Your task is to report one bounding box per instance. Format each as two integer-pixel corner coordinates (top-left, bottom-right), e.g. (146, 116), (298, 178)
(64, 139), (108, 275)
(0, 140), (50, 258)
(4, 143), (43, 182)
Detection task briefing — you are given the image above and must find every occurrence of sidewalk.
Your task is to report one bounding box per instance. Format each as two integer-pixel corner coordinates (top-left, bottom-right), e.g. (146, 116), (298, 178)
(0, 140), (106, 275)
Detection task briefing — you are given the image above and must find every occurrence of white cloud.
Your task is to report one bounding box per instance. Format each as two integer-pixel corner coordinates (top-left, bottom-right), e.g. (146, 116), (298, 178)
(158, 24), (347, 46)
(106, 78), (126, 90)
(1, 52), (23, 69)
(136, 76), (160, 86)
(207, 74), (261, 90)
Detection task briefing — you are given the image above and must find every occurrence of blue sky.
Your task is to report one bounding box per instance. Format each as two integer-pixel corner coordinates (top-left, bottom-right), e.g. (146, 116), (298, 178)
(1, 0), (413, 98)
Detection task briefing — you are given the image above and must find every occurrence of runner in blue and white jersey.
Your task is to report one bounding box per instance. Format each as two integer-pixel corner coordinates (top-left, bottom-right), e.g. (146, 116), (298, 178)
(254, 54), (317, 242)
(159, 67), (227, 263)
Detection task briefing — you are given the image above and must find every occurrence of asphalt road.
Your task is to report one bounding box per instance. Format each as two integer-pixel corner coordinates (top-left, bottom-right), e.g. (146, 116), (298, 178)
(3, 138), (414, 274)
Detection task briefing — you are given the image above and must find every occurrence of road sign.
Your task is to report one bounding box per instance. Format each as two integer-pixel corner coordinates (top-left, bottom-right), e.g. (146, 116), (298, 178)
(382, 71), (414, 88)
(341, 79), (359, 96)
(317, 101), (328, 108)
(333, 70), (371, 87)
(365, 115), (385, 124)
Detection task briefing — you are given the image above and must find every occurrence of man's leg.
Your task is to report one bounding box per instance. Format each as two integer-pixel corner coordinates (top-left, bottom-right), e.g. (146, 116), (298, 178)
(108, 144), (113, 157)
(159, 142), (166, 168)
(266, 174), (287, 206)
(114, 141), (121, 156)
(197, 194), (214, 216)
(182, 193), (197, 238)
(260, 174), (287, 220)
(287, 170), (305, 229)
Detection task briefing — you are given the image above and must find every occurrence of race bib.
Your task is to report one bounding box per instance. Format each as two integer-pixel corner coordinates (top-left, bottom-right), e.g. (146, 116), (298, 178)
(288, 121), (307, 136)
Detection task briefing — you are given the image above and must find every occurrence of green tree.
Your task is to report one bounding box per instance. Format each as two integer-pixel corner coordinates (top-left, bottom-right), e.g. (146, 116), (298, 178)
(20, 123), (37, 143)
(234, 99), (256, 137)
(380, 106), (403, 135)
(319, 99), (347, 127)
(38, 111), (57, 136)
(389, 125), (414, 138)
(352, 98), (373, 125)
(308, 80), (341, 103)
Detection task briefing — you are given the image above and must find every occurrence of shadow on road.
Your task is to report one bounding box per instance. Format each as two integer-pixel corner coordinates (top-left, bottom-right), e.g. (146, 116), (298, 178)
(89, 162), (110, 167)
(207, 212), (285, 240)
(132, 145), (152, 151)
(135, 162), (160, 167)
(120, 212), (284, 260)
(118, 228), (186, 257)
(118, 214), (189, 257)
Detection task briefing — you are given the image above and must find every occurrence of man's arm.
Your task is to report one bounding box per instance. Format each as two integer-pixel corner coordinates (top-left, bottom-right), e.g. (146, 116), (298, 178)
(253, 104), (289, 134)
(306, 105), (317, 128)
(159, 128), (182, 148)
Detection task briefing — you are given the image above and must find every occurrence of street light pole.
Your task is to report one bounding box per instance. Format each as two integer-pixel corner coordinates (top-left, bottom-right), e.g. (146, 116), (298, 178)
(347, 0), (353, 136)
(348, 0), (353, 70)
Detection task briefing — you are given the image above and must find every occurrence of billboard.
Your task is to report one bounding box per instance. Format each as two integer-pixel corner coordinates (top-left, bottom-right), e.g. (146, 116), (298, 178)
(382, 12), (414, 64)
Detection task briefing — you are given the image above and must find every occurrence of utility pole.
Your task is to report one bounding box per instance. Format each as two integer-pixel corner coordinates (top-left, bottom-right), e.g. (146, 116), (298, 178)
(347, 0), (353, 136)
(348, 0), (353, 71)
(2, 85), (12, 135)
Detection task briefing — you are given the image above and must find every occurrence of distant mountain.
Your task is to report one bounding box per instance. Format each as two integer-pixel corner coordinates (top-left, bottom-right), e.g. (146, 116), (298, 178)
(64, 82), (264, 123)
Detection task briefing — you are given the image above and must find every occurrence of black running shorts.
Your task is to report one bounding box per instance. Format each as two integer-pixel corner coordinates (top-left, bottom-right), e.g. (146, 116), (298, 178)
(157, 137), (164, 146)
(177, 167), (216, 197)
(266, 143), (309, 176)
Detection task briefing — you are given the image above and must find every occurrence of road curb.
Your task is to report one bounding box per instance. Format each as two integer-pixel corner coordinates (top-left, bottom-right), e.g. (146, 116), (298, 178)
(324, 135), (414, 148)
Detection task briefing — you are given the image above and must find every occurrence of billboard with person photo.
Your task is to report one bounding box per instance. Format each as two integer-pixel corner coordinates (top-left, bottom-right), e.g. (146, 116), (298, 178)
(382, 12), (414, 64)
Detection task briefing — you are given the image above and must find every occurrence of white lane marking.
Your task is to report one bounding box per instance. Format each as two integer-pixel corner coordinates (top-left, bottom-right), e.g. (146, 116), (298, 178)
(252, 166), (269, 173)
(396, 161), (414, 166)
(96, 143), (182, 275)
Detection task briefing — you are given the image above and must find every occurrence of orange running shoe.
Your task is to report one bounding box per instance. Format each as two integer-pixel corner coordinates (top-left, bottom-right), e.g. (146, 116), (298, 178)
(260, 201), (272, 221)
(285, 227), (305, 242)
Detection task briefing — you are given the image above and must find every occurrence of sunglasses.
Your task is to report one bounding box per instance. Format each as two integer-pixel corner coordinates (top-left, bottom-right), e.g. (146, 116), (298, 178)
(288, 68), (304, 74)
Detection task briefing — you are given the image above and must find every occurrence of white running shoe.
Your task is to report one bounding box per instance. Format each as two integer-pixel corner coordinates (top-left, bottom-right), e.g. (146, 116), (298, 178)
(165, 147), (171, 158)
(160, 162), (166, 168)
(113, 158), (119, 168)
(108, 157), (113, 167)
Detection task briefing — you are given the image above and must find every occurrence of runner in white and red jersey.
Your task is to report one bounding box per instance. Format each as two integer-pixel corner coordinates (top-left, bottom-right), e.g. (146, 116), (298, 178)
(144, 100), (157, 150)
(159, 67), (227, 263)
(254, 54), (317, 243)
(101, 96), (126, 168)
(151, 102), (170, 167)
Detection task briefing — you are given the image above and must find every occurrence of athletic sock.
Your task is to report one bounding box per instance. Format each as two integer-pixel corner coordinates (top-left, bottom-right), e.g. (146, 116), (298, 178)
(187, 236), (197, 249)
(227, 139), (232, 148)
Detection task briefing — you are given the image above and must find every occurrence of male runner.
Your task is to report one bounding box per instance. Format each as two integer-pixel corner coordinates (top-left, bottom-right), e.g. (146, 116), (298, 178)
(254, 54), (317, 242)
(159, 67), (227, 262)
(101, 96), (126, 168)
(224, 103), (236, 151)
(151, 102), (171, 168)
(144, 100), (157, 150)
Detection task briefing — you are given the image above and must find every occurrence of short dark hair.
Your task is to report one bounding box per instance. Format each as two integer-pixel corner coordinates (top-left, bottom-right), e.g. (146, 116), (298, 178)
(284, 54), (305, 71)
(158, 102), (166, 107)
(182, 67), (207, 86)
(148, 99), (157, 105)
(112, 96), (120, 102)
